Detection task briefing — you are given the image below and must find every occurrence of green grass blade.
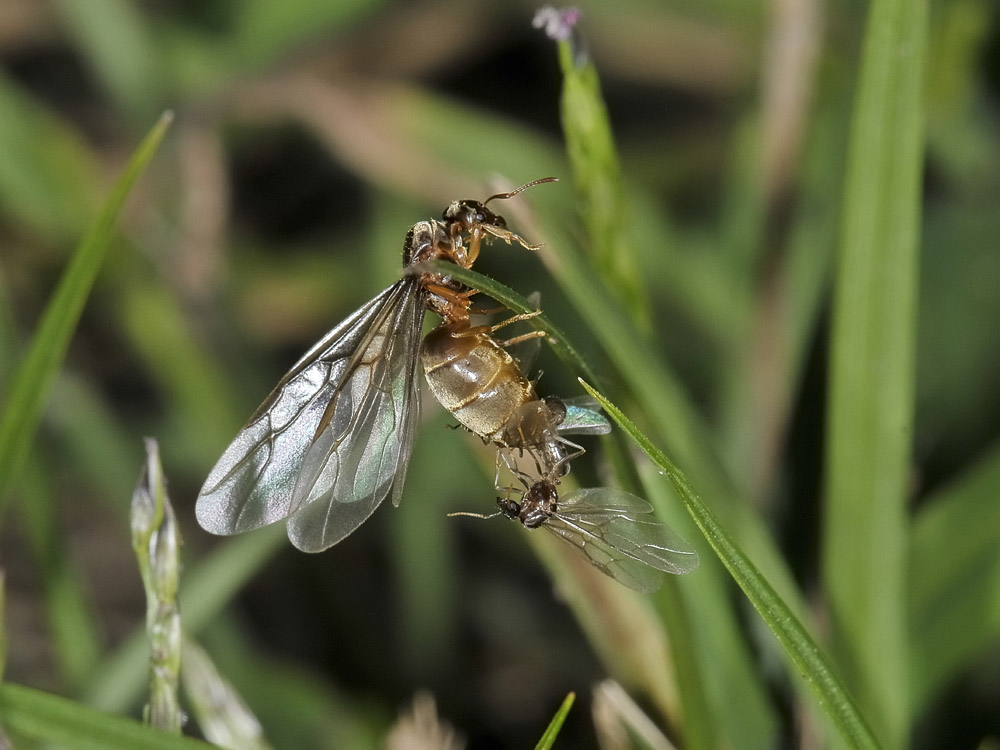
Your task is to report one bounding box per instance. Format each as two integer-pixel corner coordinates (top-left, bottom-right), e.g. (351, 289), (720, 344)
(581, 380), (881, 749)
(417, 259), (774, 743)
(908, 442), (1000, 713)
(521, 212), (810, 626)
(55, 0), (160, 117)
(821, 0), (927, 744)
(181, 640), (273, 750)
(406, 259), (601, 386)
(0, 683), (211, 749)
(554, 34), (649, 326)
(0, 111), (173, 519)
(534, 692), (575, 750)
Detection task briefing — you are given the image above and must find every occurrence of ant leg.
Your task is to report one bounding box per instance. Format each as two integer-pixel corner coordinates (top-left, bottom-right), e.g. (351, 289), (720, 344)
(488, 310), (545, 349)
(480, 224), (545, 251)
(496, 448), (535, 492)
(490, 310), (542, 332)
(498, 330), (545, 348)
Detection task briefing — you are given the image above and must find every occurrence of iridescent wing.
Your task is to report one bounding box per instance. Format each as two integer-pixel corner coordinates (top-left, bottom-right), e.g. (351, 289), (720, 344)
(542, 487), (699, 592)
(558, 396), (612, 436)
(195, 277), (426, 552)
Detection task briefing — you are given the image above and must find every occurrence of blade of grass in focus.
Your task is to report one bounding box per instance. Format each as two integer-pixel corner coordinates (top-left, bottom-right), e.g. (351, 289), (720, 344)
(534, 692), (575, 750)
(422, 241), (771, 747)
(582, 381), (880, 749)
(541, 18), (792, 744)
(821, 0), (927, 745)
(406, 259), (600, 387)
(0, 111), (173, 520)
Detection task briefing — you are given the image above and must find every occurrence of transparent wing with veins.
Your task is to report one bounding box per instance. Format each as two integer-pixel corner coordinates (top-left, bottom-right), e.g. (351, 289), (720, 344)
(195, 278), (426, 552)
(558, 396), (612, 436)
(542, 487), (699, 592)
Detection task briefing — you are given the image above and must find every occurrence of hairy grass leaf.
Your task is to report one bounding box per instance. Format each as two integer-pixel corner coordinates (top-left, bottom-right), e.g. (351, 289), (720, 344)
(581, 381), (880, 749)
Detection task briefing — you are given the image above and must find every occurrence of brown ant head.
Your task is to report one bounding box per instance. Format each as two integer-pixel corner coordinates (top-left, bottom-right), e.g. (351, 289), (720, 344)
(516, 480), (558, 528)
(442, 199), (507, 235)
(442, 177), (557, 239)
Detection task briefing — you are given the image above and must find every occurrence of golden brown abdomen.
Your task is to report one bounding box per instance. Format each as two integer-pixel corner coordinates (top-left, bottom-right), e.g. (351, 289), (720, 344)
(421, 322), (536, 440)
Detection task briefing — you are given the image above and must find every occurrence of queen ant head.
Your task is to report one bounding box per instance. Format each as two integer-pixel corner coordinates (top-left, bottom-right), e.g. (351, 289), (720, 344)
(442, 177), (557, 239)
(442, 198), (507, 235)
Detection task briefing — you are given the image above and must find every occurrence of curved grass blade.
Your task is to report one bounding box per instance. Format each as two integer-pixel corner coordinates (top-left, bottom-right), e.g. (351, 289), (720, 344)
(534, 692), (575, 750)
(406, 259), (601, 387)
(579, 379), (880, 750)
(0, 111), (174, 520)
(0, 683), (211, 750)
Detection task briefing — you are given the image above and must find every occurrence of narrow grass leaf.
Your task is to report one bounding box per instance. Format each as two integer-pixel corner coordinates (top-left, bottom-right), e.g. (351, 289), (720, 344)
(908, 442), (1000, 713)
(552, 30), (650, 326)
(181, 640), (273, 750)
(821, 0), (927, 744)
(0, 111), (173, 519)
(581, 380), (880, 750)
(534, 692), (575, 750)
(639, 469), (768, 749)
(421, 260), (777, 741)
(651, 576), (718, 750)
(0, 683), (211, 749)
(55, 0), (160, 117)
(233, 0), (382, 68)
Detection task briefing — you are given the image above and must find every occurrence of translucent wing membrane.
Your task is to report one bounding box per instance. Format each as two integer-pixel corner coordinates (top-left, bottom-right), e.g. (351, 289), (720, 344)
(196, 278), (426, 551)
(543, 487), (699, 592)
(558, 396), (612, 436)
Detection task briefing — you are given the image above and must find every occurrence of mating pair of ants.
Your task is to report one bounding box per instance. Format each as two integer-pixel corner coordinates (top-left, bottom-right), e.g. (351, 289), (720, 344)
(195, 179), (697, 591)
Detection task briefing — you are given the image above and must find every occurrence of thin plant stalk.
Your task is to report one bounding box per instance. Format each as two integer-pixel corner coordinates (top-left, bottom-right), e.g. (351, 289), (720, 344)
(131, 438), (182, 734)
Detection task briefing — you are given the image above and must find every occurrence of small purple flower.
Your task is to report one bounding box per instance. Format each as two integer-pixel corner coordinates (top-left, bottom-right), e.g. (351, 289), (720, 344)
(532, 6), (581, 42)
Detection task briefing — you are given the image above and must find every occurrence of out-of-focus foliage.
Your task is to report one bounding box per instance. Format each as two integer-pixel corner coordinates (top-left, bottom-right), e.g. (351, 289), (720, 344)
(1, 0), (998, 748)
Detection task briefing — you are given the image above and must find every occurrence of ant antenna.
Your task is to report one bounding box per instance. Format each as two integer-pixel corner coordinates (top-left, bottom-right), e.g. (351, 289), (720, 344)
(447, 510), (501, 520)
(483, 177), (558, 206)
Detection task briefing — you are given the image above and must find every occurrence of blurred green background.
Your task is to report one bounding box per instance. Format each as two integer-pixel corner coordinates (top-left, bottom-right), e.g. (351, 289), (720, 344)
(1, 0), (999, 747)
